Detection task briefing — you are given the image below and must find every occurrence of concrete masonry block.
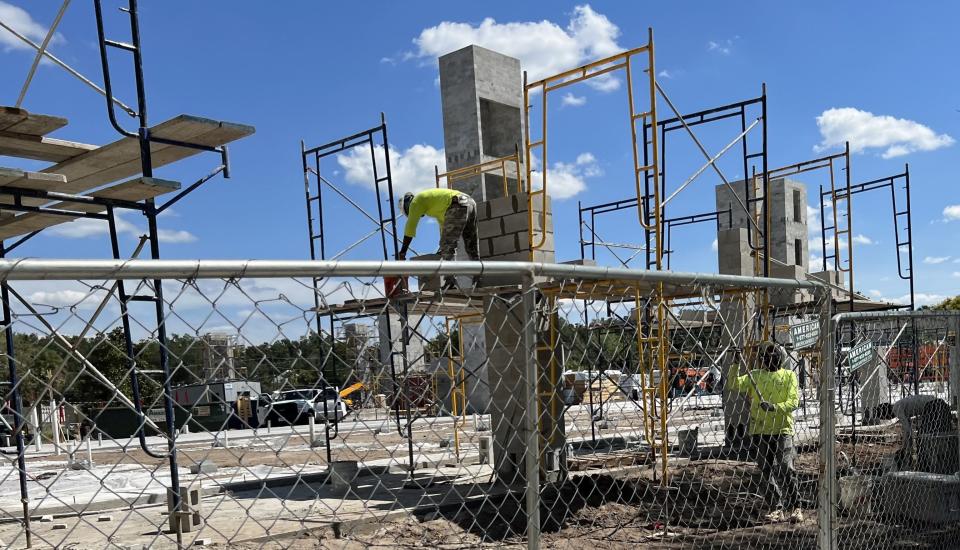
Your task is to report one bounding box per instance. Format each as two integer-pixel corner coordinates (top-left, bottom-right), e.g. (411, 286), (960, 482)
(487, 195), (517, 217)
(517, 231), (555, 254)
(491, 234), (520, 256)
(501, 211), (529, 234)
(478, 217), (503, 239)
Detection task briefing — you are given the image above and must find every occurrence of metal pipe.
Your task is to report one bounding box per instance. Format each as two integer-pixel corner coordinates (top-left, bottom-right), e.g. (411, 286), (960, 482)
(522, 273), (541, 550)
(0, 259), (829, 289)
(0, 247), (32, 547)
(15, 0), (72, 108)
(0, 19), (135, 116)
(820, 300), (837, 550)
(660, 118), (761, 208)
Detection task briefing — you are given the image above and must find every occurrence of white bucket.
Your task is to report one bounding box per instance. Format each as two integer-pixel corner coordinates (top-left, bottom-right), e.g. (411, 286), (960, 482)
(839, 475), (874, 514)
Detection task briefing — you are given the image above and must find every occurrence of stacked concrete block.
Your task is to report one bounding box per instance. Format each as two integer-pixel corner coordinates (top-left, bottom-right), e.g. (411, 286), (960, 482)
(483, 293), (565, 483)
(715, 177), (809, 275)
(477, 192), (555, 259)
(439, 45), (523, 203)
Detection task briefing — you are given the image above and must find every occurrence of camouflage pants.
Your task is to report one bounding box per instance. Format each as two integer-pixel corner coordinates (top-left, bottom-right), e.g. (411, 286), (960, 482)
(438, 194), (479, 261)
(753, 434), (800, 510)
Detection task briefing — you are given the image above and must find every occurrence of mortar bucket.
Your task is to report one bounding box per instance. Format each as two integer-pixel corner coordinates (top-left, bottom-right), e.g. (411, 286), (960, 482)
(677, 427), (699, 456)
(384, 276), (408, 298)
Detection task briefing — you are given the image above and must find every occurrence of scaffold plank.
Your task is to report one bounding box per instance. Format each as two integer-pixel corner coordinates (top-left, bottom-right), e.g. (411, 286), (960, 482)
(4, 115), (253, 195)
(0, 106), (68, 136)
(0, 166), (66, 188)
(0, 177), (180, 240)
(0, 132), (98, 163)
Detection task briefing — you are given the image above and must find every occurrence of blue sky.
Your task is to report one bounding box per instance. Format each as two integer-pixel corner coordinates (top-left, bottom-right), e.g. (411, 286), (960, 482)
(1, 1), (958, 306)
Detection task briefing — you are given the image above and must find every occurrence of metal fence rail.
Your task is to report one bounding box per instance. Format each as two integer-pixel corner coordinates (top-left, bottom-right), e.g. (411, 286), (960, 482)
(824, 310), (960, 550)
(0, 260), (953, 549)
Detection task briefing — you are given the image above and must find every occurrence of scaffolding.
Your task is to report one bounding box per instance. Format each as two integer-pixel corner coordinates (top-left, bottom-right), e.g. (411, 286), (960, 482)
(0, 1), (253, 546)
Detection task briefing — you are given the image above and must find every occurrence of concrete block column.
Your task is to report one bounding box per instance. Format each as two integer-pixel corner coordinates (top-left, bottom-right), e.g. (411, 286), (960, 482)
(483, 291), (565, 484)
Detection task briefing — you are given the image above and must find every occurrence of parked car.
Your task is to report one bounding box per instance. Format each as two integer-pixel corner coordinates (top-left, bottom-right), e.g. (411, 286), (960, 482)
(265, 388), (346, 426)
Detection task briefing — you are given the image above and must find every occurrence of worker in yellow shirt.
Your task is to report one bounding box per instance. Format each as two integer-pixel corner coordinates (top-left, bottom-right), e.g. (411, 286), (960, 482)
(397, 188), (480, 289)
(727, 341), (802, 523)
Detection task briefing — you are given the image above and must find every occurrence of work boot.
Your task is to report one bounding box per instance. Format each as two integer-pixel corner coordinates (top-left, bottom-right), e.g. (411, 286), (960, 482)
(788, 508), (804, 523)
(441, 277), (459, 291)
(764, 509), (785, 522)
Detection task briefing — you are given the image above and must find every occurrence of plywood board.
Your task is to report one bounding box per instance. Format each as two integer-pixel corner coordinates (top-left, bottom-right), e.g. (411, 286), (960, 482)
(0, 107), (68, 136)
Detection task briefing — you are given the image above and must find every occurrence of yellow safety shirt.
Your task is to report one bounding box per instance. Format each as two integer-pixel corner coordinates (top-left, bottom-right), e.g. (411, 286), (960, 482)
(726, 365), (799, 435)
(403, 188), (464, 238)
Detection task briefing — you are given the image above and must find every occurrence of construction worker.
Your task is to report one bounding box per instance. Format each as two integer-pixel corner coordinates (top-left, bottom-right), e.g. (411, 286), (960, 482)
(728, 342), (802, 523)
(397, 188), (480, 289)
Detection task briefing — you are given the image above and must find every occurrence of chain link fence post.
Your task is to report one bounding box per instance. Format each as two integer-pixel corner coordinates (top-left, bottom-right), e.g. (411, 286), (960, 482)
(819, 294), (837, 550)
(522, 273), (541, 550)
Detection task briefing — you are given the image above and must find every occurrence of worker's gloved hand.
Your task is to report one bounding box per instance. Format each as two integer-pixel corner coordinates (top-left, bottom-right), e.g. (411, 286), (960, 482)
(759, 401), (775, 412)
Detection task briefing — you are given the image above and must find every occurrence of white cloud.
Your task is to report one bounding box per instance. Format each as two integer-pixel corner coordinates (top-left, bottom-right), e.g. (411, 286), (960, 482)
(852, 234), (875, 245)
(410, 5), (623, 90)
(561, 92), (587, 107)
(923, 256), (951, 265)
(0, 2), (64, 52)
(711, 238), (718, 252)
(657, 69), (673, 79)
(339, 143), (600, 200)
(943, 205), (960, 222)
(953, 272), (960, 278)
(815, 108), (954, 159)
(869, 291), (943, 307)
(157, 229), (197, 244)
(529, 151), (601, 199)
(45, 211), (196, 244)
(27, 289), (107, 309)
(338, 143), (445, 196)
(707, 38), (736, 55)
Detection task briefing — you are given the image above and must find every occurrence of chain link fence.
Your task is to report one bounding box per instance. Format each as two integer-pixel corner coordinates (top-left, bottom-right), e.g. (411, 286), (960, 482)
(824, 310), (960, 550)
(0, 260), (952, 548)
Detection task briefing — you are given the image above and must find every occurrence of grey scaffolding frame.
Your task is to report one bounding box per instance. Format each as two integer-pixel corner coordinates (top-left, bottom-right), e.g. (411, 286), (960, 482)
(300, 116), (423, 471)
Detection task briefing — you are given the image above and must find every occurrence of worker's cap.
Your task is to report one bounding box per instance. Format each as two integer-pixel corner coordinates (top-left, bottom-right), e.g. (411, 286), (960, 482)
(757, 341), (787, 367)
(399, 192), (414, 216)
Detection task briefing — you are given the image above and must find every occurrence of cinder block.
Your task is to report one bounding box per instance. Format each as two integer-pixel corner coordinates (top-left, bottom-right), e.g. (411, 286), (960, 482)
(168, 485), (203, 533)
(478, 217), (503, 239)
(487, 195), (516, 217)
(189, 460), (218, 475)
(491, 234), (519, 256)
(501, 211), (529, 234)
(518, 231), (555, 254)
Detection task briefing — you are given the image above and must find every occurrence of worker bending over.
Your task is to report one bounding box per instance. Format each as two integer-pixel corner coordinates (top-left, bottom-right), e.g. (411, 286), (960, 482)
(728, 342), (802, 523)
(397, 188), (480, 289)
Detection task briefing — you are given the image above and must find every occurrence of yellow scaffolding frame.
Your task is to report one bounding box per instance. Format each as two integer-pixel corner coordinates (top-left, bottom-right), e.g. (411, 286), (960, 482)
(435, 146), (523, 197)
(523, 28), (661, 267)
(444, 312), (480, 458)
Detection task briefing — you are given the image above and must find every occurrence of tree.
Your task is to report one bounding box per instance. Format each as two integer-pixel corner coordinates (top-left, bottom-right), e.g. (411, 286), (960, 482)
(932, 296), (960, 311)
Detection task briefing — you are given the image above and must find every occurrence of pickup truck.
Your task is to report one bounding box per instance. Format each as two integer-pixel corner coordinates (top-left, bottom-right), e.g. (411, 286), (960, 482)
(263, 388), (346, 426)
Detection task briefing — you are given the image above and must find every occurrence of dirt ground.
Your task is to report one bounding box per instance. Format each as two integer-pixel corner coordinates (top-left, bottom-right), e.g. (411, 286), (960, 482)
(222, 441), (960, 550)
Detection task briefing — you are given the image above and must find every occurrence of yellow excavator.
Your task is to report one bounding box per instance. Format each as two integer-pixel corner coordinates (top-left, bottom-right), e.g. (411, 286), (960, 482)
(339, 382), (367, 409)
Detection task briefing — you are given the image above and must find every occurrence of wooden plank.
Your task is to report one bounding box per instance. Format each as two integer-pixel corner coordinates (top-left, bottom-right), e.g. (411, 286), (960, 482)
(0, 213), (65, 239)
(53, 116), (254, 193)
(5, 115), (253, 194)
(0, 131), (98, 163)
(0, 167), (66, 188)
(52, 177), (180, 211)
(0, 177), (180, 240)
(0, 107), (68, 136)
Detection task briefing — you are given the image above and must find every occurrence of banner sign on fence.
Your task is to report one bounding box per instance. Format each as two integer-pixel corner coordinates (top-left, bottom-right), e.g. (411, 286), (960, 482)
(846, 341), (876, 372)
(790, 320), (820, 350)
